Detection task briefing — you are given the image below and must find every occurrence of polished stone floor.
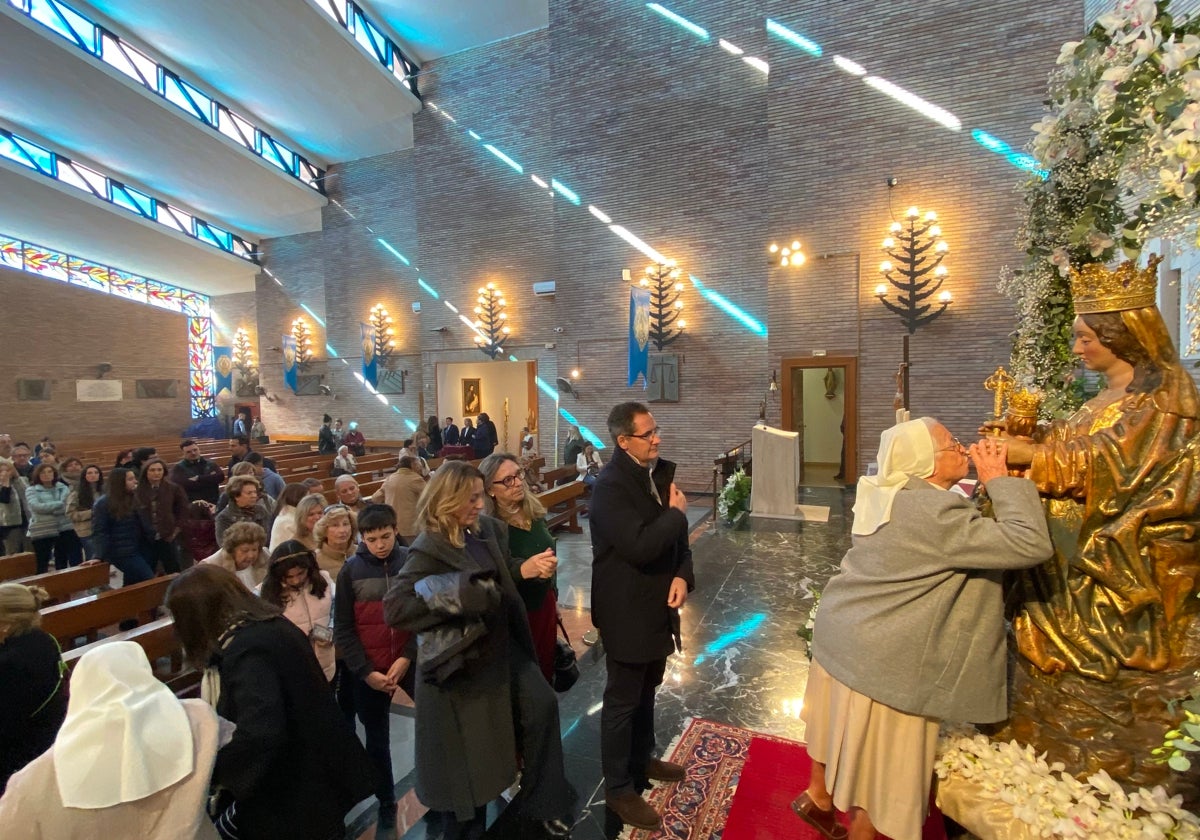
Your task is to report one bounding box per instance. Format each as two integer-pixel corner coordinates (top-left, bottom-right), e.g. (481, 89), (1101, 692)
(359, 485), (855, 840)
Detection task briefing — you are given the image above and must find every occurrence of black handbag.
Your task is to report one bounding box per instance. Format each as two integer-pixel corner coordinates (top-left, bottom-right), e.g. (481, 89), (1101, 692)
(553, 617), (580, 693)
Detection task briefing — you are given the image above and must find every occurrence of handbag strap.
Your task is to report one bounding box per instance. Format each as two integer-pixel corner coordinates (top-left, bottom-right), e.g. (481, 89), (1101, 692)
(556, 615), (572, 645)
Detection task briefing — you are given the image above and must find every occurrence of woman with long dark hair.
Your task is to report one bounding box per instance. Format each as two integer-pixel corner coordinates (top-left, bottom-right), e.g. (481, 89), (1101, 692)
(384, 461), (575, 838)
(92, 467), (154, 586)
(66, 465), (103, 561)
(137, 458), (189, 575)
(426, 415), (443, 455)
(258, 541), (336, 683)
(165, 565), (373, 840)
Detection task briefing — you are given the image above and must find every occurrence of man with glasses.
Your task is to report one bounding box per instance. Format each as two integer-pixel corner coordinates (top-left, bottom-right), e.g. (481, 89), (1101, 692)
(590, 402), (694, 832)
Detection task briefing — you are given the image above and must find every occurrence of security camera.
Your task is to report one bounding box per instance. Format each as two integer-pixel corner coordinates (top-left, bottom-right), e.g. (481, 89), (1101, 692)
(553, 327), (564, 333)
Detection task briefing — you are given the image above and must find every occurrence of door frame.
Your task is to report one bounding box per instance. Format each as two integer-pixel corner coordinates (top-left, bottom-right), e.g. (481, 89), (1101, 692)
(781, 356), (857, 483)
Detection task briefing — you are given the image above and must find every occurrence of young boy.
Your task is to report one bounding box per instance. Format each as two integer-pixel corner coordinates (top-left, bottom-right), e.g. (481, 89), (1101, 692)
(334, 504), (413, 838)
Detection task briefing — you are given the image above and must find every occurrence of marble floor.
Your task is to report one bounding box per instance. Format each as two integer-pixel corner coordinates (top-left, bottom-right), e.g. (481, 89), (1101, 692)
(357, 485), (856, 840)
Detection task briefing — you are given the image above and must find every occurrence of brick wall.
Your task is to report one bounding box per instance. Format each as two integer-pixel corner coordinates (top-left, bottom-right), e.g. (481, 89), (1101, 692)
(0, 265), (191, 441)
(250, 0), (1080, 490)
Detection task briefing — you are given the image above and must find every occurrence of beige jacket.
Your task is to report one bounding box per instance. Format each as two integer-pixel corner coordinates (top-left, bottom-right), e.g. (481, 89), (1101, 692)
(372, 467), (425, 538)
(0, 701), (221, 839)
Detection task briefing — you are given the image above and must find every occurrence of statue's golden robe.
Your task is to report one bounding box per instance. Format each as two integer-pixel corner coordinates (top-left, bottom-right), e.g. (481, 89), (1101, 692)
(1013, 307), (1200, 680)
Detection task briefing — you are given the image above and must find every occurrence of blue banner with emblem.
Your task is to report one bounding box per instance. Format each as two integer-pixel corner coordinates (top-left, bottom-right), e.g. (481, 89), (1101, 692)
(214, 346), (234, 399)
(628, 286), (650, 388)
(360, 322), (378, 388)
(282, 334), (298, 394)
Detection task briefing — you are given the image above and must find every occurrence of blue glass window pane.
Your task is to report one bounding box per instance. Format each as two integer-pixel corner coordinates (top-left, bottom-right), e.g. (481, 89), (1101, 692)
(196, 222), (232, 251)
(164, 74), (203, 121)
(353, 11), (387, 62)
(0, 135), (34, 170)
(181, 79), (214, 124)
(29, 0), (96, 52)
(13, 136), (55, 175)
(111, 184), (154, 217)
(260, 140), (286, 172)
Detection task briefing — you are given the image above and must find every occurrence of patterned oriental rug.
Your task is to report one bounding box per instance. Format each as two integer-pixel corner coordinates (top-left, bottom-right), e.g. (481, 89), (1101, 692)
(621, 717), (947, 840)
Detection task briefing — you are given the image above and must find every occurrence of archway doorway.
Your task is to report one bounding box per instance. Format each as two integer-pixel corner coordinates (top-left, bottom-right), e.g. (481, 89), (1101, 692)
(781, 356), (857, 486)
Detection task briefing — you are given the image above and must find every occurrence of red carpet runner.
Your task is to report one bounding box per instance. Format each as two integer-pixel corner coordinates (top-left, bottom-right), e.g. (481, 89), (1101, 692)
(624, 718), (946, 840)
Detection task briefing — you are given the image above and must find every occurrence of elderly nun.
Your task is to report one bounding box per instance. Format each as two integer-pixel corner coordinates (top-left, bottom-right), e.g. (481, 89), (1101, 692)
(792, 418), (1052, 840)
(0, 641), (221, 838)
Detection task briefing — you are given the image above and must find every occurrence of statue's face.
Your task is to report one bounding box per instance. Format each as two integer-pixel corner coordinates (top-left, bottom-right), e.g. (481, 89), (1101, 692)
(1072, 317), (1120, 373)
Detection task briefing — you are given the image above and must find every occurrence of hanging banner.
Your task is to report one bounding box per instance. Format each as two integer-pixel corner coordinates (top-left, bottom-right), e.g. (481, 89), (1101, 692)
(213, 346), (234, 399)
(282, 334), (298, 394)
(360, 322), (378, 388)
(628, 285), (650, 388)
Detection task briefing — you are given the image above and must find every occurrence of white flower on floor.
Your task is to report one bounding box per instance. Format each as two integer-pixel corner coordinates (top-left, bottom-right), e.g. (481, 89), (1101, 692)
(936, 725), (1200, 838)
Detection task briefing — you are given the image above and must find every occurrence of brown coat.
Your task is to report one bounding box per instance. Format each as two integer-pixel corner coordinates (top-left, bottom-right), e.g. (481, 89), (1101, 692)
(0, 700), (221, 839)
(136, 480), (190, 541)
(373, 467), (425, 538)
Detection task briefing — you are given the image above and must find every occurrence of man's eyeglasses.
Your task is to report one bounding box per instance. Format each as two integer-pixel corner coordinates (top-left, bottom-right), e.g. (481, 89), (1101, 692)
(492, 470), (526, 489)
(937, 437), (965, 453)
(626, 427), (661, 442)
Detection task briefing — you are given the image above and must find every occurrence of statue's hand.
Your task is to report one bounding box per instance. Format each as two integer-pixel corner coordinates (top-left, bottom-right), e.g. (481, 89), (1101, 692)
(978, 419), (1008, 437)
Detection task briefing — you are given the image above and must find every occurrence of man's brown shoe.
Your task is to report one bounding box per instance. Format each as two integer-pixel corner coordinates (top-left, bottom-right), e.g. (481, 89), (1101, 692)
(605, 790), (661, 830)
(645, 758), (686, 782)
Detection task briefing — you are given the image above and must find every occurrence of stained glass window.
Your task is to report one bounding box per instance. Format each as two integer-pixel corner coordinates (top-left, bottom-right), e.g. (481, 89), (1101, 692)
(0, 231), (216, 417)
(13, 0), (324, 192)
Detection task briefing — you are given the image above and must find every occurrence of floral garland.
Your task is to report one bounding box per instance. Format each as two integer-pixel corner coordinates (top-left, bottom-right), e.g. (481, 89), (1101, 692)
(1004, 0), (1200, 414)
(937, 725), (1200, 838)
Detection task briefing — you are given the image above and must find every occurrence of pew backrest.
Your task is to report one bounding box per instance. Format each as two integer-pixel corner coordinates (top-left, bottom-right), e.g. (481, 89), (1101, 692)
(17, 563), (111, 605)
(0, 553), (37, 582)
(41, 575), (177, 647)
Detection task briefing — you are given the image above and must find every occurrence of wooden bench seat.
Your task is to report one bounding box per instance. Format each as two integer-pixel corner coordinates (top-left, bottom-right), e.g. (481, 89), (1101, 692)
(17, 563), (111, 605)
(62, 617), (199, 696)
(41, 575), (177, 648)
(0, 552), (37, 582)
(536, 482), (586, 533)
(542, 465), (578, 488)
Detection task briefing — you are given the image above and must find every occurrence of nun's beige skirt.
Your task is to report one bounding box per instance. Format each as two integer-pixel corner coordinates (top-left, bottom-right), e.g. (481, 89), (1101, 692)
(800, 659), (939, 840)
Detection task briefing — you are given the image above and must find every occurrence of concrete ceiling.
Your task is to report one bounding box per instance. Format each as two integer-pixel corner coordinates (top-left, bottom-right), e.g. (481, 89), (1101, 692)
(0, 0), (545, 296)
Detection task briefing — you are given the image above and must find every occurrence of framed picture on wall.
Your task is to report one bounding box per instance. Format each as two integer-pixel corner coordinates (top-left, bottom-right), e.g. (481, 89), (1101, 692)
(462, 378), (481, 416)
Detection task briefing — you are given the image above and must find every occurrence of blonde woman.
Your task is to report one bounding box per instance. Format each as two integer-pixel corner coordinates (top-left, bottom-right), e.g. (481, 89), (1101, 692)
(200, 521), (270, 590)
(268, 484), (310, 550)
(384, 461), (575, 838)
(292, 494), (327, 551)
(313, 503), (357, 577)
(480, 453), (560, 682)
(0, 583), (67, 795)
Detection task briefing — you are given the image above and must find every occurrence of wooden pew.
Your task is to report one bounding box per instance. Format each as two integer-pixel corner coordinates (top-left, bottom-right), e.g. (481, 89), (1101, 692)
(62, 617), (199, 696)
(17, 563), (111, 605)
(0, 552), (37, 582)
(536, 482), (586, 533)
(41, 575), (177, 648)
(542, 465), (578, 488)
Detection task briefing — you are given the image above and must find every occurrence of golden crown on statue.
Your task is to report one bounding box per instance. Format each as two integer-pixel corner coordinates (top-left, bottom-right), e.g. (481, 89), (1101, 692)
(1069, 255), (1161, 314)
(1007, 388), (1042, 418)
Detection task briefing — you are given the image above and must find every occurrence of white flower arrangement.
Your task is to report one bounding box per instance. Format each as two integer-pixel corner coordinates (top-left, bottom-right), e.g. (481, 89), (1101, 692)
(936, 725), (1200, 838)
(1006, 0), (1200, 413)
(717, 468), (751, 522)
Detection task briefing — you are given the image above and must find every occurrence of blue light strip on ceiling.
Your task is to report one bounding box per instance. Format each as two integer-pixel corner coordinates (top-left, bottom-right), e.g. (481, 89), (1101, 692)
(765, 19), (822, 57)
(550, 179), (581, 205)
(689, 274), (766, 335)
(8, 0), (325, 192)
(313, 0), (422, 98)
(648, 3), (1041, 176)
(299, 303), (326, 327)
(377, 238), (411, 265)
(432, 100), (767, 337)
(0, 127), (259, 262)
(645, 3), (708, 40)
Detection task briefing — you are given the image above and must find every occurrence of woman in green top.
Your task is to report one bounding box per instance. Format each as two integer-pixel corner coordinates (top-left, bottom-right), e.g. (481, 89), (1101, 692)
(480, 453), (560, 683)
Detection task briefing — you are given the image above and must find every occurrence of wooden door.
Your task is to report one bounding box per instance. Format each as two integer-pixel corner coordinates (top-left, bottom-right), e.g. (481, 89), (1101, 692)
(790, 368), (805, 483)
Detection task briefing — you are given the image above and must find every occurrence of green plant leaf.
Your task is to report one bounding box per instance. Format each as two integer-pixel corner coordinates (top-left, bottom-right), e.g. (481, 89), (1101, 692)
(1169, 754), (1192, 772)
